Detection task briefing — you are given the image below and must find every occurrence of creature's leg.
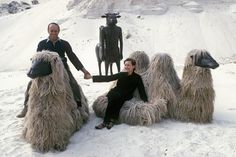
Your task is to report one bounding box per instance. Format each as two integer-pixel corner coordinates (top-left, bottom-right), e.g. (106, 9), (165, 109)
(98, 61), (102, 75)
(110, 63), (113, 75)
(96, 45), (102, 75)
(17, 80), (32, 118)
(105, 61), (109, 76)
(116, 61), (120, 72)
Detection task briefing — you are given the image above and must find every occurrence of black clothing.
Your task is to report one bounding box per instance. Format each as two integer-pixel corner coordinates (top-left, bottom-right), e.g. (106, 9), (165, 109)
(37, 39), (84, 71)
(36, 38), (84, 105)
(93, 72), (148, 123)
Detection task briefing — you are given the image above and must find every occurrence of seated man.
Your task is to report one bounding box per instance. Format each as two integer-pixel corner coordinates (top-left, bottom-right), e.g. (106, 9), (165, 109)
(17, 22), (91, 118)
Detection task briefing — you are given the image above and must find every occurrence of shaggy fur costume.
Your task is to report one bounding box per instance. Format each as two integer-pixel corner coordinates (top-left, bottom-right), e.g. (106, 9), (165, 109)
(129, 51), (150, 74)
(176, 49), (216, 123)
(141, 53), (180, 118)
(23, 51), (89, 152)
(119, 98), (167, 125)
(92, 94), (108, 118)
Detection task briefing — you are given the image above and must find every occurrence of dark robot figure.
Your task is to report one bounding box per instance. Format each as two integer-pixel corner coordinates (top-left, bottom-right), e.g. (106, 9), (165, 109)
(95, 13), (123, 76)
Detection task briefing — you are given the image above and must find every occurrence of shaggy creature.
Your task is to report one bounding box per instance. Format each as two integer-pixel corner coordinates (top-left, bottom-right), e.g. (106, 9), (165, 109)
(92, 51), (168, 125)
(141, 53), (181, 119)
(23, 51), (89, 152)
(176, 49), (219, 123)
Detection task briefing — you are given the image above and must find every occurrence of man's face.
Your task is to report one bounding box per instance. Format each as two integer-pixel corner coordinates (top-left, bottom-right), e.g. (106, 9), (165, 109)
(48, 24), (59, 41)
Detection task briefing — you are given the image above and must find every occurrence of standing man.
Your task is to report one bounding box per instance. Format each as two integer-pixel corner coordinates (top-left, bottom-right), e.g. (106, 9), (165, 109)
(17, 22), (91, 118)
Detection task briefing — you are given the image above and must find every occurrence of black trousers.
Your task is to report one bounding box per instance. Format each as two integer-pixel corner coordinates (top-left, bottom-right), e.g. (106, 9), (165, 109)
(103, 92), (128, 124)
(63, 62), (82, 105)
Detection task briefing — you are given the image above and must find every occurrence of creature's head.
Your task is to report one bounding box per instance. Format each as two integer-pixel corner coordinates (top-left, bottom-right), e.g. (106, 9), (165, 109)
(102, 13), (121, 26)
(27, 59), (52, 79)
(186, 49), (219, 69)
(27, 51), (64, 79)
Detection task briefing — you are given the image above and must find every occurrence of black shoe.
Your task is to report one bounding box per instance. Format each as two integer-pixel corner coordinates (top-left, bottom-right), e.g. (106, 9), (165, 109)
(95, 123), (106, 129)
(106, 121), (114, 130)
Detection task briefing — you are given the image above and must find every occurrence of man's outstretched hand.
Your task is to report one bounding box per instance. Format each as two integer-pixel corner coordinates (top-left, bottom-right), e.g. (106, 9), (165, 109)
(84, 73), (92, 79)
(81, 68), (92, 79)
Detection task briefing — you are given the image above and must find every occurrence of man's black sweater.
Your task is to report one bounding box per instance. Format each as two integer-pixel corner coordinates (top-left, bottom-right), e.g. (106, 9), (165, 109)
(37, 39), (84, 71)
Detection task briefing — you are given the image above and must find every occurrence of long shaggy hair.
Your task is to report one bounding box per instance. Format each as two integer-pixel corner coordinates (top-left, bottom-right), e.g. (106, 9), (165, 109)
(119, 98), (167, 125)
(23, 51), (88, 152)
(141, 53), (180, 118)
(176, 49), (216, 123)
(92, 94), (108, 118)
(129, 51), (150, 74)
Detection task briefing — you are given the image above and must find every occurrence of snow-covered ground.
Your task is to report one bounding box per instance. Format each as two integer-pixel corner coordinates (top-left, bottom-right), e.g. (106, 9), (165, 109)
(0, 0), (236, 156)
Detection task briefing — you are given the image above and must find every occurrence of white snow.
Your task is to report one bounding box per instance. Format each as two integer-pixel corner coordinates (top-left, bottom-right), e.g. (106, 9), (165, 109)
(0, 0), (236, 157)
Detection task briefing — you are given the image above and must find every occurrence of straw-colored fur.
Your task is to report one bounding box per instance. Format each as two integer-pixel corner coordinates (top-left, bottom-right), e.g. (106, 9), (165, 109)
(119, 98), (167, 125)
(92, 94), (108, 118)
(23, 51), (89, 152)
(129, 51), (150, 74)
(176, 49), (215, 123)
(141, 53), (180, 118)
